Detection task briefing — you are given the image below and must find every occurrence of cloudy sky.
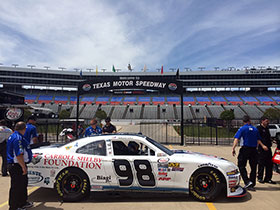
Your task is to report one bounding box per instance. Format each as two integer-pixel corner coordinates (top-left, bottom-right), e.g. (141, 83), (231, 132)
(0, 0), (279, 72)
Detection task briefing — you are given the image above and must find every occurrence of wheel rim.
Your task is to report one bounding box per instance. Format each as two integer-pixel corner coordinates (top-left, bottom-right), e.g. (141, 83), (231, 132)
(62, 174), (83, 194)
(193, 173), (216, 195)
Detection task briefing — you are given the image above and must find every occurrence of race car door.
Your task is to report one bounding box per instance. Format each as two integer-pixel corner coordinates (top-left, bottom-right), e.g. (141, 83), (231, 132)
(75, 139), (111, 189)
(105, 138), (175, 190)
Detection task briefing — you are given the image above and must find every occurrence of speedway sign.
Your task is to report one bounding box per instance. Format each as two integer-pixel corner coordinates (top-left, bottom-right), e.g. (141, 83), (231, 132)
(78, 76), (183, 94)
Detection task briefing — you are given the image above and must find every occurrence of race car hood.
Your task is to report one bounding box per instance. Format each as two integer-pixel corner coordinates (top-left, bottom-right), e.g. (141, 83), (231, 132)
(171, 149), (237, 171)
(172, 149), (225, 160)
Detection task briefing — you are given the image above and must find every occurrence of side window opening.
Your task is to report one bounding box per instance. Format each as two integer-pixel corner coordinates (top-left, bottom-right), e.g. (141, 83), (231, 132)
(112, 140), (155, 156)
(76, 140), (106, 156)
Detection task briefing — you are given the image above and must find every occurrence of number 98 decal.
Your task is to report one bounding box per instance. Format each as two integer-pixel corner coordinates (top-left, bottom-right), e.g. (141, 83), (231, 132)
(113, 159), (156, 187)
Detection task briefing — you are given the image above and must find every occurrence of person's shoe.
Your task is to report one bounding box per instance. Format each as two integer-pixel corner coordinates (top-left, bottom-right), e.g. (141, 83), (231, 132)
(258, 179), (265, 183)
(22, 201), (34, 208)
(16, 208), (26, 210)
(244, 181), (253, 189)
(1, 174), (8, 177)
(264, 180), (277, 184)
(247, 186), (256, 191)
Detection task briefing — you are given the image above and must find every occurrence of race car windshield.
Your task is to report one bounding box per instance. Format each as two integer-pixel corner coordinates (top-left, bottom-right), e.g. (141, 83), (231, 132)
(145, 137), (174, 156)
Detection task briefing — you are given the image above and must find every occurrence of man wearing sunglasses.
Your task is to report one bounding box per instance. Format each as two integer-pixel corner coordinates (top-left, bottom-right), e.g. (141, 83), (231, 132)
(84, 118), (102, 137)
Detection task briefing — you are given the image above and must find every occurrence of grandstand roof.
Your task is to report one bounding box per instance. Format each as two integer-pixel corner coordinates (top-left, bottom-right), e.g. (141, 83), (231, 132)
(1, 66), (280, 89)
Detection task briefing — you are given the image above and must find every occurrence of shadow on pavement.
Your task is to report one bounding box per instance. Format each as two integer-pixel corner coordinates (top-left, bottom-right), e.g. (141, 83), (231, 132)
(28, 188), (252, 204)
(32, 202), (64, 210)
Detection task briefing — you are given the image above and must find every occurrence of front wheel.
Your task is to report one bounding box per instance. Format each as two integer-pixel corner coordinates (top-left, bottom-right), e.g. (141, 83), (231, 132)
(55, 168), (90, 202)
(189, 168), (223, 201)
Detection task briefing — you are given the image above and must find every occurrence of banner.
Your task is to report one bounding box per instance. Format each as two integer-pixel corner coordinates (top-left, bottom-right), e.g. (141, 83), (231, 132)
(78, 76), (183, 95)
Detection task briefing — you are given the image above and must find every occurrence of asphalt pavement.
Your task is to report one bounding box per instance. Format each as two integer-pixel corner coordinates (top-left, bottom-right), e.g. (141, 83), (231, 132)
(0, 145), (279, 210)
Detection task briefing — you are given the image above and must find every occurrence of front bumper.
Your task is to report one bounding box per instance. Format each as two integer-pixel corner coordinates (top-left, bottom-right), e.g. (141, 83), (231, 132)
(227, 185), (247, 198)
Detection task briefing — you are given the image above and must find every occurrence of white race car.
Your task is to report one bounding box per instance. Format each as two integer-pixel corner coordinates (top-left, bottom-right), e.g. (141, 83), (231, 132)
(28, 133), (246, 201)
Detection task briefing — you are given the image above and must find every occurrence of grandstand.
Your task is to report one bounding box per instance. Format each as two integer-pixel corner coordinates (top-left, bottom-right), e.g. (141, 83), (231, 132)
(1, 66), (280, 121)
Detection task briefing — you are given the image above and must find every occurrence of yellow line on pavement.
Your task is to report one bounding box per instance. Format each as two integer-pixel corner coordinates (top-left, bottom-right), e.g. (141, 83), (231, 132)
(0, 187), (39, 208)
(0, 201), (7, 208)
(206, 202), (217, 210)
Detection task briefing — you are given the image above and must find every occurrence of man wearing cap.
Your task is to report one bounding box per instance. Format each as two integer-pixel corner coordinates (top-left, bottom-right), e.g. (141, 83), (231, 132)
(24, 116), (38, 145)
(102, 117), (117, 134)
(7, 121), (33, 210)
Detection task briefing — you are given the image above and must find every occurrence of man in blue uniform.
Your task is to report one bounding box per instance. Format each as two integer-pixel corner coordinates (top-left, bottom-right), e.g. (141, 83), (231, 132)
(24, 116), (38, 145)
(7, 121), (33, 210)
(84, 118), (102, 137)
(232, 115), (268, 191)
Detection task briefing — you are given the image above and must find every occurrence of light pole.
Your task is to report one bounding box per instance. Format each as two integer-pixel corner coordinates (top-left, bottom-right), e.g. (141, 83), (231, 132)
(58, 67), (66, 71)
(12, 64), (19, 68)
(27, 64), (35, 69)
(44, 66), (50, 70)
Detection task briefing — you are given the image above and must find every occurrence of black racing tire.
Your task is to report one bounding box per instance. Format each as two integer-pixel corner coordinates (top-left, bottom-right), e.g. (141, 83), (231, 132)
(55, 167), (90, 202)
(189, 168), (223, 201)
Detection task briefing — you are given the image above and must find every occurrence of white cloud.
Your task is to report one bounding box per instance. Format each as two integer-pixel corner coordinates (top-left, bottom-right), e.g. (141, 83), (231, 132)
(0, 0), (279, 71)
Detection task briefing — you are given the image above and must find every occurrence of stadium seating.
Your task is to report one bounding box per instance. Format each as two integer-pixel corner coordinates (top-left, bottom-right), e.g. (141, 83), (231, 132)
(54, 96), (68, 104)
(152, 97), (165, 105)
(209, 106), (225, 118)
(193, 106), (211, 118)
(81, 96), (95, 105)
(138, 97), (151, 105)
(110, 96), (123, 105)
(166, 97), (180, 105)
(111, 106), (127, 119)
(224, 106), (246, 118)
(240, 96), (260, 105)
(37, 95), (53, 104)
(225, 96), (243, 105)
(95, 96), (109, 105)
(272, 96), (280, 104)
(256, 96), (276, 105)
(176, 106), (194, 119)
(123, 96), (137, 105)
(241, 105), (263, 118)
(183, 96), (195, 105)
(79, 105), (98, 119)
(24, 95), (37, 104)
(196, 96), (211, 105)
(211, 96), (227, 105)
(70, 96), (77, 105)
(143, 105), (158, 119)
(20, 90), (280, 121)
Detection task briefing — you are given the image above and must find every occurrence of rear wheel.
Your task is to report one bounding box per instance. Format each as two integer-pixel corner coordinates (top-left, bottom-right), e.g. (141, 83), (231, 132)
(55, 168), (90, 202)
(189, 168), (223, 201)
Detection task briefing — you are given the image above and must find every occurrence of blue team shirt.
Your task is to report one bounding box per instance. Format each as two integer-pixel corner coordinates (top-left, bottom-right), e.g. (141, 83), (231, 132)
(24, 123), (38, 144)
(7, 131), (32, 164)
(84, 126), (102, 137)
(234, 124), (261, 147)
